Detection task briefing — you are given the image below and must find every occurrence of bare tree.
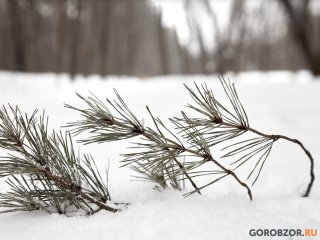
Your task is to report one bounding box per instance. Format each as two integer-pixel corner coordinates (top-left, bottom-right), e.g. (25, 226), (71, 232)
(53, 0), (67, 73)
(157, 13), (170, 74)
(7, 0), (26, 71)
(280, 0), (320, 76)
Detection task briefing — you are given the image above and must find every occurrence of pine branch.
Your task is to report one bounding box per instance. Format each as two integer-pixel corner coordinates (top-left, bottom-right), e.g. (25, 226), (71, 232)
(67, 91), (200, 193)
(183, 76), (314, 197)
(171, 112), (252, 200)
(0, 106), (123, 215)
(241, 127), (314, 196)
(4, 77), (312, 216)
(67, 77), (315, 200)
(68, 90), (252, 200)
(120, 107), (199, 193)
(65, 93), (144, 144)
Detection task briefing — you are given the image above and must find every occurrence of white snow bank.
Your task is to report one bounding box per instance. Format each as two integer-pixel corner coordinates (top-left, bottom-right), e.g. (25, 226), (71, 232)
(0, 71), (319, 240)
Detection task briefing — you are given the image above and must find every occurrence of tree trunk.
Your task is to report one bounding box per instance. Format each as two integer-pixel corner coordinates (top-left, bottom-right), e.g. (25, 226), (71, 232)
(70, 0), (82, 78)
(7, 0), (26, 71)
(157, 13), (169, 75)
(280, 0), (320, 76)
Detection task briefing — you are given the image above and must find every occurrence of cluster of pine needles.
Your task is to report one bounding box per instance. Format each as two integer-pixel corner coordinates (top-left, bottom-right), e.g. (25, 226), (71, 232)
(0, 77), (315, 215)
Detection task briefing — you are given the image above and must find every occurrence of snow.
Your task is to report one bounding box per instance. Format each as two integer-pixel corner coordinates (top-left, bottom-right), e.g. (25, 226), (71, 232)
(0, 71), (319, 240)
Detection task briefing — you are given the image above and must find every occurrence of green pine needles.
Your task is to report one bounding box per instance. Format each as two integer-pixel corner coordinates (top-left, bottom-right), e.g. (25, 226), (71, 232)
(0, 77), (315, 215)
(0, 107), (120, 215)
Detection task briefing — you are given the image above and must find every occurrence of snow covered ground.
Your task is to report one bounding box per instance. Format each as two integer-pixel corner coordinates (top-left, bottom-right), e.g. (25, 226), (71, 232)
(0, 71), (319, 240)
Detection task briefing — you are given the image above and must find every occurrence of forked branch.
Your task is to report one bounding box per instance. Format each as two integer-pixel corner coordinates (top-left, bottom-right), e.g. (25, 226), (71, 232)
(183, 76), (314, 197)
(68, 89), (253, 200)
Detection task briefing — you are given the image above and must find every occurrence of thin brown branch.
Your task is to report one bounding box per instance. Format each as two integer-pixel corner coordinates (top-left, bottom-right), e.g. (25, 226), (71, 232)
(217, 121), (314, 197)
(17, 141), (123, 213)
(172, 156), (201, 195)
(182, 147), (253, 200)
(41, 168), (120, 213)
(102, 113), (251, 199)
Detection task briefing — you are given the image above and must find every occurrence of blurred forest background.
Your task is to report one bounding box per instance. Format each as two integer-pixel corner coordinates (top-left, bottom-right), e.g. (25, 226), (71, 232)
(0, 0), (319, 77)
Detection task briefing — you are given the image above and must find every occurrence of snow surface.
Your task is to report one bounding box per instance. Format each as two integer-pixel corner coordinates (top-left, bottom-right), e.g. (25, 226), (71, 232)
(0, 71), (319, 240)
